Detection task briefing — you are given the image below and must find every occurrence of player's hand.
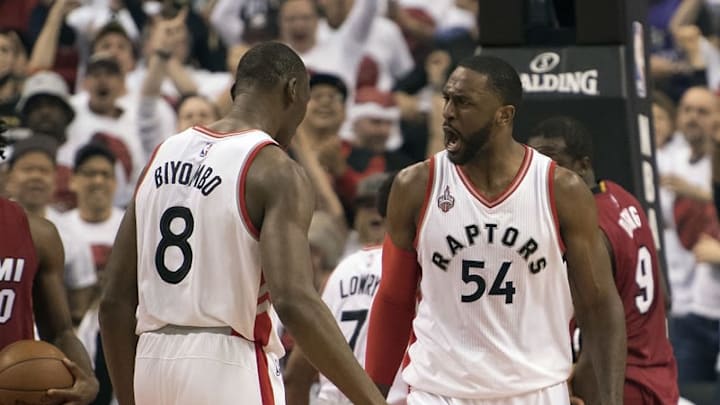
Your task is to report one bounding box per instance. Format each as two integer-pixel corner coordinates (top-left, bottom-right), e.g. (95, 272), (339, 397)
(570, 395), (586, 405)
(693, 234), (720, 263)
(661, 175), (700, 198)
(46, 358), (99, 405)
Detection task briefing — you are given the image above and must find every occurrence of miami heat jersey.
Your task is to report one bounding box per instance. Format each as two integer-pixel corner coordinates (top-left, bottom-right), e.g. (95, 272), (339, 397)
(134, 126), (283, 356)
(318, 246), (407, 404)
(594, 180), (679, 403)
(411, 148), (573, 398)
(0, 198), (39, 350)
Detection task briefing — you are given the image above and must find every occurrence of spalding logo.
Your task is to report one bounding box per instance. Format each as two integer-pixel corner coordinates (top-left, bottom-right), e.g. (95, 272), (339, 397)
(529, 52), (560, 74)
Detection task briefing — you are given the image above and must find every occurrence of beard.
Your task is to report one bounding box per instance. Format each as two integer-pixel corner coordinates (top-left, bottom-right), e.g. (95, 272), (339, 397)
(446, 121), (493, 165)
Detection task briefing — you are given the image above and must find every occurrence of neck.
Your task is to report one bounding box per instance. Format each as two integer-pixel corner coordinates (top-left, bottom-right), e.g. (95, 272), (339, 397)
(79, 206), (111, 223)
(210, 96), (285, 143)
(24, 204), (46, 218)
(291, 38), (316, 54)
(88, 100), (120, 118)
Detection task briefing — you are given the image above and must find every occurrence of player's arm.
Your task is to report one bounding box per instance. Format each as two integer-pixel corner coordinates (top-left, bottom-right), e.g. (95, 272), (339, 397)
(249, 146), (387, 405)
(284, 346), (318, 405)
(554, 167), (626, 405)
(98, 202), (139, 405)
(365, 162), (426, 397)
(29, 215), (99, 405)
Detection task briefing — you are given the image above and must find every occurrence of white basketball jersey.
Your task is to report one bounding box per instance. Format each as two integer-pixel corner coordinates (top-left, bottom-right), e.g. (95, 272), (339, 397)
(134, 126), (283, 356)
(409, 147), (573, 398)
(318, 246), (407, 404)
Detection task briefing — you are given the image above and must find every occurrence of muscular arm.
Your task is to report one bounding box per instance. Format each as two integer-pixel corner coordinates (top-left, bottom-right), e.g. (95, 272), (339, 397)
(248, 147), (386, 405)
(365, 162), (427, 396)
(283, 347), (318, 405)
(29, 215), (98, 404)
(554, 168), (626, 405)
(98, 202), (139, 405)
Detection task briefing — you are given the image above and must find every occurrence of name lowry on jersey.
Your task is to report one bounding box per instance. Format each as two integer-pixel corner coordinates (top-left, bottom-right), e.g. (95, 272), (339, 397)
(431, 223), (547, 273)
(154, 160), (222, 196)
(339, 272), (381, 299)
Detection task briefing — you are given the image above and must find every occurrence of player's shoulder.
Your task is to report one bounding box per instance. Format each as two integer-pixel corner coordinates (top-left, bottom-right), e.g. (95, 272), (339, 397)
(394, 159), (431, 196)
(26, 214), (60, 248)
(324, 247), (383, 292)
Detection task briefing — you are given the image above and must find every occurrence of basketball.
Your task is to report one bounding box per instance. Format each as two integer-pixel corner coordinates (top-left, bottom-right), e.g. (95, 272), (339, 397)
(0, 340), (74, 405)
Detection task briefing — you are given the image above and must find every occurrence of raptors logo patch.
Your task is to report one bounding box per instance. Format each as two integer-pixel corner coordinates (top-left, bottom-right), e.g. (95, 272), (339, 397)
(438, 186), (455, 212)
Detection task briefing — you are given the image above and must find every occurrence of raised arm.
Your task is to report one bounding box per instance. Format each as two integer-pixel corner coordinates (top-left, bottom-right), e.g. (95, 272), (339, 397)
(29, 215), (99, 405)
(98, 202), (139, 405)
(365, 161), (427, 396)
(249, 146), (386, 405)
(28, 0), (79, 72)
(554, 167), (626, 405)
(341, 0), (378, 48)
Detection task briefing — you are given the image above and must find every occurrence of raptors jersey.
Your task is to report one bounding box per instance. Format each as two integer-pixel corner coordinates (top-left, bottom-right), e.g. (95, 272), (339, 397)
(594, 180), (679, 403)
(318, 246), (407, 404)
(134, 126), (283, 356)
(0, 198), (39, 350)
(411, 148), (573, 398)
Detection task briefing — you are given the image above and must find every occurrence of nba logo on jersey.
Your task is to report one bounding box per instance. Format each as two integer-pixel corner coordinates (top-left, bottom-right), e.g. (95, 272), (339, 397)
(437, 186), (455, 213)
(199, 142), (213, 158)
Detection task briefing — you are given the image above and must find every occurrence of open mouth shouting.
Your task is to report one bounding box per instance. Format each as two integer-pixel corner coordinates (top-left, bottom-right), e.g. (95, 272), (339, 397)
(443, 124), (461, 153)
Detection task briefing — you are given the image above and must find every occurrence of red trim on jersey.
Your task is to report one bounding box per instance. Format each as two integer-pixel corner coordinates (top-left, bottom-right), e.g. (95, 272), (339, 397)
(193, 125), (258, 138)
(366, 236), (420, 386)
(412, 156), (436, 248)
(548, 161), (566, 253)
(133, 143), (163, 200)
(254, 343), (275, 405)
(237, 141), (276, 239)
(361, 244), (383, 251)
(254, 275), (273, 347)
(455, 146), (533, 208)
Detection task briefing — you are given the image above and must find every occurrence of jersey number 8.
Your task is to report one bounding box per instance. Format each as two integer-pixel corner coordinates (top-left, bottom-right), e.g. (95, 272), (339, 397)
(155, 206), (195, 284)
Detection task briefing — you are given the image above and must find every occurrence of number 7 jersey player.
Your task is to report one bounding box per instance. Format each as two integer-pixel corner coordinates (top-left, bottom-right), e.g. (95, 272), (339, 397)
(365, 55), (627, 405)
(528, 116), (679, 405)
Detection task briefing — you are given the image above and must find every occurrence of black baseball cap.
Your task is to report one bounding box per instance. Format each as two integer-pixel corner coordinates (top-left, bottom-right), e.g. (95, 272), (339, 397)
(309, 72), (348, 102)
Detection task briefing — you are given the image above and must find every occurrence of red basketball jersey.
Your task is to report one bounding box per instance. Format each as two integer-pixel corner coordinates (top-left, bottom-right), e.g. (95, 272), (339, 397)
(595, 180), (678, 404)
(0, 198), (39, 350)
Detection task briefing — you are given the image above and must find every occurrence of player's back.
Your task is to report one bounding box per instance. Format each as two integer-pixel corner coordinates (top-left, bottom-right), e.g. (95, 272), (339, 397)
(594, 180), (678, 402)
(412, 148), (573, 398)
(318, 246), (407, 404)
(134, 126), (283, 355)
(0, 198), (39, 350)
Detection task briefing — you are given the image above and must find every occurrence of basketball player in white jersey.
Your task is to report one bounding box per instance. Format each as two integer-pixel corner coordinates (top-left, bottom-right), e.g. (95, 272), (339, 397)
(365, 55), (627, 405)
(284, 173), (408, 405)
(99, 42), (388, 405)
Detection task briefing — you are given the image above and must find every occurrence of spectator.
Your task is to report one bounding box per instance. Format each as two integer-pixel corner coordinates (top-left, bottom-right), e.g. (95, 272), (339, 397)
(64, 142), (123, 405)
(210, 0), (282, 46)
(175, 94), (219, 132)
(342, 172), (389, 256)
(317, 0), (414, 91)
(0, 30), (27, 130)
(60, 54), (146, 208)
(5, 135), (97, 325)
(279, 0), (377, 94)
(16, 71), (77, 210)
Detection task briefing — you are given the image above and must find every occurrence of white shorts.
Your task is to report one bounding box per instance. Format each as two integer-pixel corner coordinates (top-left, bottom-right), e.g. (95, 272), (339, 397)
(407, 382), (569, 405)
(134, 331), (284, 405)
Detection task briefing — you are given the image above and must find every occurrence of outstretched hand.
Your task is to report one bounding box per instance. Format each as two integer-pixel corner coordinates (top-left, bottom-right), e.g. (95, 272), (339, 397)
(46, 358), (99, 405)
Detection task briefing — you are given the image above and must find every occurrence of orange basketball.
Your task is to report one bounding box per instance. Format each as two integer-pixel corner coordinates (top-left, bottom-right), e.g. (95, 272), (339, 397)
(0, 340), (74, 405)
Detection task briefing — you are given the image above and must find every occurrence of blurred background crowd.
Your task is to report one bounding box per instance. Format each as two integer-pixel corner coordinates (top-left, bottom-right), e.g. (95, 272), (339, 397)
(0, 0), (720, 404)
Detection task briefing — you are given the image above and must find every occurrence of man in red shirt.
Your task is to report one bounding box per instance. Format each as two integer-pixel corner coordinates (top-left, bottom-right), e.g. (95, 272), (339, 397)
(528, 116), (679, 405)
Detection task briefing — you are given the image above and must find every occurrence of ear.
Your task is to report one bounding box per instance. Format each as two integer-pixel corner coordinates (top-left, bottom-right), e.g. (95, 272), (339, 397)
(496, 105), (516, 126)
(230, 83), (236, 102)
(575, 156), (593, 177)
(69, 174), (79, 193)
(285, 77), (298, 106)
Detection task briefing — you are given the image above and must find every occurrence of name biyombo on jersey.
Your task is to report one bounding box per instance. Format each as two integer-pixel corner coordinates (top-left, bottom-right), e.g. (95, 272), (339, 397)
(154, 160), (222, 196)
(431, 223), (547, 273)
